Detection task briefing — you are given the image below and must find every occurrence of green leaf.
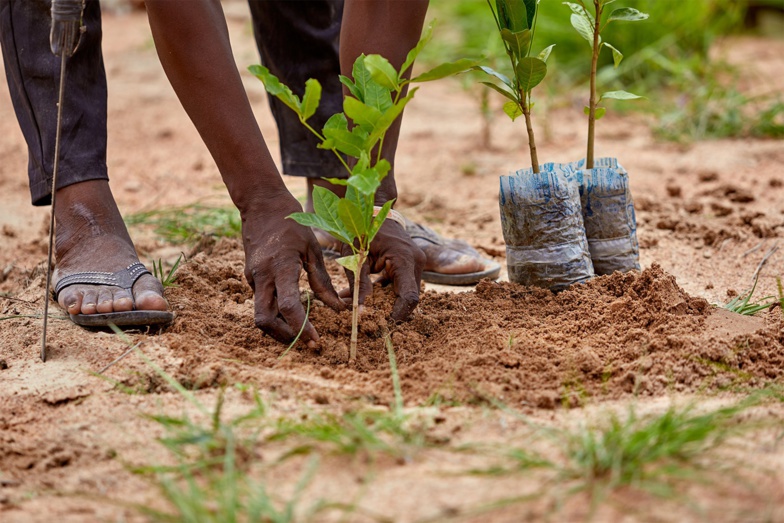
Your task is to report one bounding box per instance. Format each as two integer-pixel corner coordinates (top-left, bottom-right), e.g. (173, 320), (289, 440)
(411, 58), (480, 83)
(563, 2), (593, 24)
(343, 97), (382, 133)
(503, 100), (523, 121)
(338, 199), (367, 239)
(584, 105), (607, 119)
(569, 13), (595, 45)
(501, 28), (532, 60)
(401, 22), (433, 76)
(348, 166), (381, 197)
(311, 186), (343, 232)
(345, 185), (372, 235)
(353, 55), (393, 112)
(523, 0), (537, 29)
(496, 0), (528, 32)
(375, 159), (391, 181)
(608, 7), (649, 22)
(368, 199), (395, 243)
(288, 212), (353, 245)
(600, 90), (644, 101)
(322, 177), (349, 186)
(515, 57), (547, 92)
(364, 54), (400, 91)
(321, 113), (367, 158)
(321, 127), (366, 158)
(603, 42), (623, 68)
(248, 65), (302, 115)
(339, 75), (362, 101)
(366, 88), (418, 149)
(480, 81), (519, 103)
(336, 254), (360, 274)
(538, 44), (556, 63)
(300, 79), (322, 122)
(473, 66), (514, 88)
(323, 112), (348, 132)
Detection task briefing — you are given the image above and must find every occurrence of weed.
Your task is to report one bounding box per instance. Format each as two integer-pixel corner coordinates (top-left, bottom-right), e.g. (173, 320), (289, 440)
(560, 399), (758, 498)
(723, 271), (777, 315)
(125, 204), (241, 244)
(152, 254), (184, 289)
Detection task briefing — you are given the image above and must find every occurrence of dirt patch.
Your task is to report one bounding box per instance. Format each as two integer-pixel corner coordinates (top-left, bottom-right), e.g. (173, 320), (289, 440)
(2, 7), (784, 522)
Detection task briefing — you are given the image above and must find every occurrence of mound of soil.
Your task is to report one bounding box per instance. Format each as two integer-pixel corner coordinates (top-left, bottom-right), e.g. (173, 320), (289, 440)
(102, 238), (782, 409)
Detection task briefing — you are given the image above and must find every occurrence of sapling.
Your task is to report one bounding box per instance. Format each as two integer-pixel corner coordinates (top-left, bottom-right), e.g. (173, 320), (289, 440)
(478, 0), (555, 173)
(564, 0), (648, 169)
(251, 24), (477, 361)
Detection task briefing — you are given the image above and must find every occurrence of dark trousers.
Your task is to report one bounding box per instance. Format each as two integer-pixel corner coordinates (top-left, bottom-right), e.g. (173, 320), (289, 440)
(0, 0), (344, 206)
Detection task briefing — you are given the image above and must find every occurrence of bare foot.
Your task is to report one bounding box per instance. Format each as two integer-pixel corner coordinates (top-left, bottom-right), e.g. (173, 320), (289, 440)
(52, 180), (168, 315)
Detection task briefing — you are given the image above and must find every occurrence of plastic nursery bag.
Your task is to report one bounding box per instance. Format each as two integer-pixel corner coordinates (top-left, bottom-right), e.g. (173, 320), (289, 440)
(499, 163), (594, 291)
(567, 158), (640, 275)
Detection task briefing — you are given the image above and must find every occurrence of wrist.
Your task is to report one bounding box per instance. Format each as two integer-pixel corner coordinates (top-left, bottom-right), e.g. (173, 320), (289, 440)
(374, 205), (406, 228)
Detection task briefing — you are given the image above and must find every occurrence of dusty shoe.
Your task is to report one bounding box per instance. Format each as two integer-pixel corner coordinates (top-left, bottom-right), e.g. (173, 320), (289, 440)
(404, 218), (500, 285)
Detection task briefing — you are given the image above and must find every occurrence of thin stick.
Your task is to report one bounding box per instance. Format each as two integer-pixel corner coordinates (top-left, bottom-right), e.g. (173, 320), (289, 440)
(740, 240), (764, 259)
(751, 242), (779, 282)
(42, 55), (69, 363)
(97, 341), (143, 375)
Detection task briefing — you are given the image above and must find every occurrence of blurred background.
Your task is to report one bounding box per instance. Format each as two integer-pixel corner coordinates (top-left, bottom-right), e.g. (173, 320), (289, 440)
(421, 0), (784, 144)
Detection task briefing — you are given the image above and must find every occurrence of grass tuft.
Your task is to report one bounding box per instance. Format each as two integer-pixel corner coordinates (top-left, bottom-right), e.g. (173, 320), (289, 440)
(125, 204), (241, 244)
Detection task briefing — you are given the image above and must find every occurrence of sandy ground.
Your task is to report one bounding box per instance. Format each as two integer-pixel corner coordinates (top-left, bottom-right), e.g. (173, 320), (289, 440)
(1, 5), (784, 522)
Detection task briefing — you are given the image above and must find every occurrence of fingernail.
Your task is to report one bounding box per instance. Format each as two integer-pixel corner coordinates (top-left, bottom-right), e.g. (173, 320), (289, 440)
(306, 340), (318, 349)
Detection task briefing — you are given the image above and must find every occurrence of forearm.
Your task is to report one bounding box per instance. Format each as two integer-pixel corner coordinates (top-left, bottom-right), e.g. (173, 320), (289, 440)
(341, 0), (429, 205)
(144, 0), (288, 213)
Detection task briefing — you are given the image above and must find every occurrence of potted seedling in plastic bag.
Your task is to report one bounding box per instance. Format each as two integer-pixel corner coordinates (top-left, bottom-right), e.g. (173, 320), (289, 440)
(479, 0), (593, 291)
(564, 0), (647, 274)
(252, 24), (477, 361)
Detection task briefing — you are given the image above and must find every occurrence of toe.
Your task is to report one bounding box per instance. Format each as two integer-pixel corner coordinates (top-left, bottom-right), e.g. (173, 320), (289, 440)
(96, 289), (114, 313)
(80, 288), (99, 314)
(132, 274), (169, 311)
(111, 288), (134, 312)
(57, 287), (84, 315)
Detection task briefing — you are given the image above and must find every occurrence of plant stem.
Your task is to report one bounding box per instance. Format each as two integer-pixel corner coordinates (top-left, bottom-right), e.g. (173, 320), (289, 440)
(521, 93), (540, 173)
(587, 0), (603, 170)
(349, 252), (365, 363)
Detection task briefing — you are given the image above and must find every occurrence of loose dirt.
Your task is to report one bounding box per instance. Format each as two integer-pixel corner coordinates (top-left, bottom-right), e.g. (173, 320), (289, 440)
(1, 4), (784, 522)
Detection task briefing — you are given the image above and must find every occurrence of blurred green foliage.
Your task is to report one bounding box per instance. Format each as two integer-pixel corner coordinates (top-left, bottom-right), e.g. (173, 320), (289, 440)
(424, 0), (784, 141)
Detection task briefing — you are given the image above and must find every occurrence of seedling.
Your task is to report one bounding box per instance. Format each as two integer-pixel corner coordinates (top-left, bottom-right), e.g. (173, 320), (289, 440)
(252, 24), (477, 361)
(564, 0), (648, 168)
(722, 271), (777, 316)
(152, 253), (183, 289)
(478, 0), (555, 172)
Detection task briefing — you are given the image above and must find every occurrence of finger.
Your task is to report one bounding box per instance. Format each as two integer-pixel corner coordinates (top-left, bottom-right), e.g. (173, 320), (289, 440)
(274, 266), (320, 346)
(388, 255), (423, 323)
(253, 272), (298, 344)
(305, 246), (346, 312)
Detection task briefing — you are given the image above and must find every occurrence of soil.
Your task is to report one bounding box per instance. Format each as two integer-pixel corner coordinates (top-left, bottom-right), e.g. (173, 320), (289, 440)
(1, 5), (784, 522)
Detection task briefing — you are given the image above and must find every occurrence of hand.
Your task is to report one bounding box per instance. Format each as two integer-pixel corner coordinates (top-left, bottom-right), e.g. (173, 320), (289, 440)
(340, 218), (425, 322)
(241, 193), (345, 346)
(50, 0), (85, 57)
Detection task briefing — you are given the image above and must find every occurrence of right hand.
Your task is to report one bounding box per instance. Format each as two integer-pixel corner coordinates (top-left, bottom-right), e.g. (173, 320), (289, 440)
(241, 191), (345, 347)
(50, 0), (84, 57)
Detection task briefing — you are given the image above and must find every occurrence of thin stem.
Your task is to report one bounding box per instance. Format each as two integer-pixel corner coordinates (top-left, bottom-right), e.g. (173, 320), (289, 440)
(349, 251), (365, 363)
(300, 119), (353, 175)
(587, 0), (603, 170)
(521, 91), (540, 173)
